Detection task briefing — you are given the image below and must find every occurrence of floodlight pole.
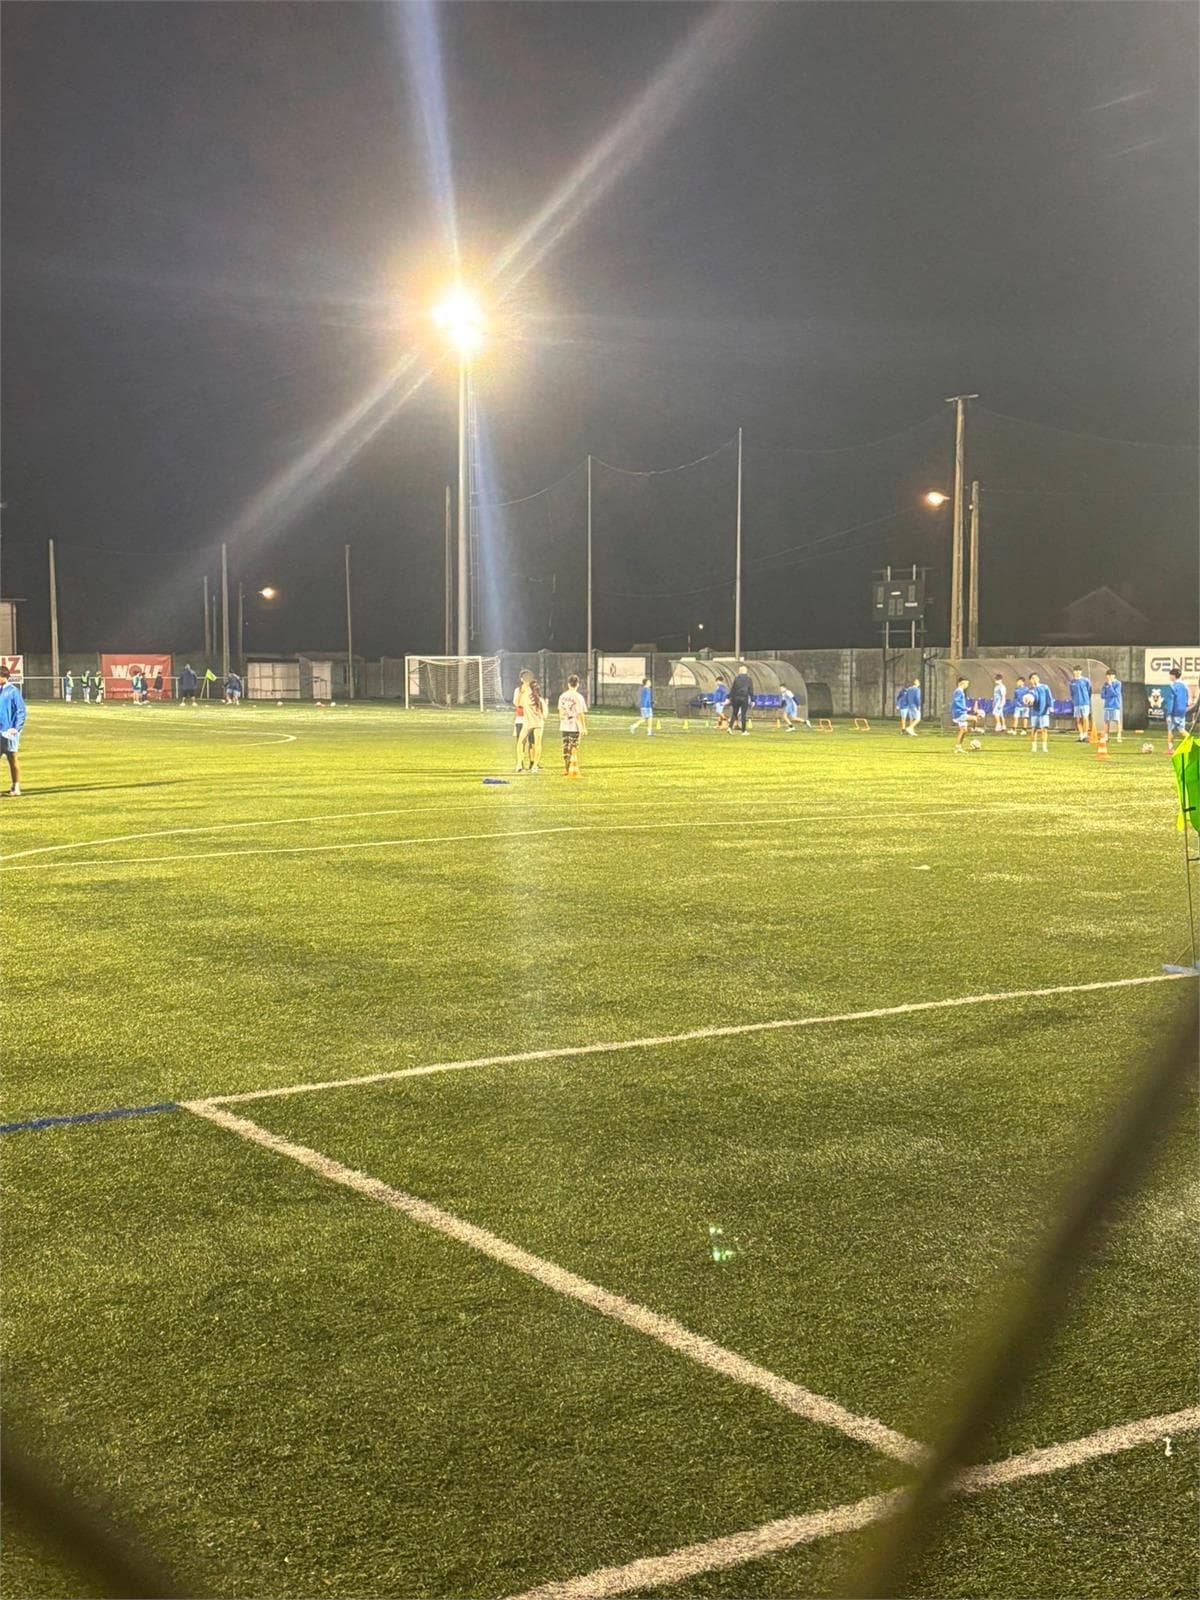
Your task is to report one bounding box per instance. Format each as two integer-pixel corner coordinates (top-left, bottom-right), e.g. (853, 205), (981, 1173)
(945, 395), (977, 660)
(237, 581), (245, 673)
(203, 575), (211, 659)
(220, 542), (231, 680)
(456, 362), (469, 659)
(586, 453), (594, 700)
(48, 539), (60, 696)
(967, 479), (981, 653)
(733, 426), (744, 659)
(443, 485), (453, 655)
(344, 543), (355, 699)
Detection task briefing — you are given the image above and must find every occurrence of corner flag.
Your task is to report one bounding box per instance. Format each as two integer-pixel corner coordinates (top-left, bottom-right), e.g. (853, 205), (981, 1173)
(1171, 733), (1198, 834)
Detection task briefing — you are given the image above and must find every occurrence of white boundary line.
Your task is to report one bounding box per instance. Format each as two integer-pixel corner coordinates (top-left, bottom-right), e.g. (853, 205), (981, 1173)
(199, 972), (1195, 1108)
(505, 1408), (1200, 1600)
(0, 806), (1025, 873)
(183, 1101), (925, 1465)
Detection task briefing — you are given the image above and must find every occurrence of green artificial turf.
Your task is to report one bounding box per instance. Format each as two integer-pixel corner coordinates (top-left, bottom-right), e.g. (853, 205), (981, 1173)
(1, 702), (1196, 1599)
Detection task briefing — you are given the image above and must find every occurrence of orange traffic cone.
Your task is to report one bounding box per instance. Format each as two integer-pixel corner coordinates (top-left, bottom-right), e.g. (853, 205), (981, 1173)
(566, 746), (581, 779)
(1095, 733), (1109, 760)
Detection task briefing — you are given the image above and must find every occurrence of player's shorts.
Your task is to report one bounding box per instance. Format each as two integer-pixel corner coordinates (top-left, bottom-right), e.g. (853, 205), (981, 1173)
(1032, 713), (1050, 729)
(1167, 715), (1186, 732)
(712, 701), (726, 717)
(1012, 705), (1029, 719)
(514, 719), (524, 737)
(1103, 708), (1121, 724)
(1071, 701), (1090, 719)
(992, 700), (1005, 715)
(908, 710), (921, 725)
(953, 715), (969, 729)
(1, 732), (20, 753)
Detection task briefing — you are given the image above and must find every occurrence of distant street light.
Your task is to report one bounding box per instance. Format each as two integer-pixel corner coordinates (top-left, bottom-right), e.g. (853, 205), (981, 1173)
(434, 285), (487, 667)
(923, 490), (950, 507)
(259, 586), (278, 600)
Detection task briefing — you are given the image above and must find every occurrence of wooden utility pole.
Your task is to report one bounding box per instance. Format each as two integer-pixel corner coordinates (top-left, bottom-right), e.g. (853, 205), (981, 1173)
(344, 543), (355, 698)
(733, 426), (744, 658)
(945, 395), (977, 659)
(967, 479), (981, 653)
(220, 542), (230, 679)
(48, 539), (61, 695)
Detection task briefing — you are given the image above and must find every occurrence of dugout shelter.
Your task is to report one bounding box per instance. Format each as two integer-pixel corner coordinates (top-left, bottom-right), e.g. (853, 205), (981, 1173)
(668, 656), (808, 719)
(936, 656), (1112, 727)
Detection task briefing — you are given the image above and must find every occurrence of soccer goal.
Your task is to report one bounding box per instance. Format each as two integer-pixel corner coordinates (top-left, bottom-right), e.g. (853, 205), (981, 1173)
(404, 655), (502, 711)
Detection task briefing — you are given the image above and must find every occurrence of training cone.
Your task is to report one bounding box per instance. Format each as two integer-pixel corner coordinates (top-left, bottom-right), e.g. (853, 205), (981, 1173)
(1095, 736), (1109, 760)
(566, 748), (581, 779)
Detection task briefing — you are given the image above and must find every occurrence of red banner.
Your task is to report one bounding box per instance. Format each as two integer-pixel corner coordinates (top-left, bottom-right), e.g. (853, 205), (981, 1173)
(101, 654), (173, 701)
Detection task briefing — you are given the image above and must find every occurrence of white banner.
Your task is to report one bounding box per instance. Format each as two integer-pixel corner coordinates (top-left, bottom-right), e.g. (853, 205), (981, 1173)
(1143, 648), (1200, 688)
(598, 654), (647, 685)
(0, 656), (24, 679)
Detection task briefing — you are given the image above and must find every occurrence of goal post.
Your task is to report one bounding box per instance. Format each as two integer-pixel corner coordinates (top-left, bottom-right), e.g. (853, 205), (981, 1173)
(403, 655), (501, 711)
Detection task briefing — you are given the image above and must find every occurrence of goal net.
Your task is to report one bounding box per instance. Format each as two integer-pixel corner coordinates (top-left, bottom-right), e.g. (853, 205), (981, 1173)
(404, 655), (502, 711)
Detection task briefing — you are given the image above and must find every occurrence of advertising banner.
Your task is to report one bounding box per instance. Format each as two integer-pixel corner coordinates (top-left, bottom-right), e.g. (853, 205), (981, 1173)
(0, 656), (24, 680)
(1144, 648), (1200, 723)
(101, 654), (174, 700)
(598, 654), (648, 685)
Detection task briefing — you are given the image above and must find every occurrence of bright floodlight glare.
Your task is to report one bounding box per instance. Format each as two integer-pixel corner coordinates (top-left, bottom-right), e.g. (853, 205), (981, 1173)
(924, 490), (950, 507)
(259, 586), (278, 599)
(432, 287), (486, 356)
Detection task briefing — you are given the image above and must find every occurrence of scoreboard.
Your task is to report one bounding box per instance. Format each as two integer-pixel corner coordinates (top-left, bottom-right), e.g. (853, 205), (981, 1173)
(870, 573), (926, 623)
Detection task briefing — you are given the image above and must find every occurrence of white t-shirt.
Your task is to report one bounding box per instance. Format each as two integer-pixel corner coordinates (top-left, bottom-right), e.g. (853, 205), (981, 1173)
(558, 689), (587, 732)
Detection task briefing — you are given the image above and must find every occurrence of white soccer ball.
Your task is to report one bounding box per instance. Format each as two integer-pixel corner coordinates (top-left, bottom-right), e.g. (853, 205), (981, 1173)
(969, 738), (982, 751)
(1141, 741), (1154, 754)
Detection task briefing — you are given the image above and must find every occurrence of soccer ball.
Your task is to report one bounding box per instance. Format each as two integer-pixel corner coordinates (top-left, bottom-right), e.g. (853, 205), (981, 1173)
(1021, 693), (1035, 707)
(1141, 741), (1154, 754)
(969, 738), (982, 751)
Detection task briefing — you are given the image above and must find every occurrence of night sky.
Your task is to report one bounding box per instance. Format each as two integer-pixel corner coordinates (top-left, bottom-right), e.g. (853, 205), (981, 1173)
(3, 1), (1197, 660)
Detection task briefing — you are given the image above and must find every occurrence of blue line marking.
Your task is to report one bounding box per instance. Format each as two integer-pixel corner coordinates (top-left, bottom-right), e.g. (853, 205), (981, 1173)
(0, 1101), (180, 1134)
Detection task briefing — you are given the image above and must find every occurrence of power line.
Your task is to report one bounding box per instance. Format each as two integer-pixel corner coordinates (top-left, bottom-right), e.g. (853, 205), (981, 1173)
(591, 438), (736, 476)
(975, 406), (1200, 451)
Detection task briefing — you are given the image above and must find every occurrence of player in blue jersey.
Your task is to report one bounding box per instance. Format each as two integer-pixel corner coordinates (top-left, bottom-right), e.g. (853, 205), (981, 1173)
(710, 674), (729, 729)
(991, 674), (1007, 735)
(1011, 676), (1030, 736)
(904, 678), (922, 736)
(1069, 667), (1092, 742)
(779, 685), (800, 729)
(0, 664), (27, 796)
(951, 676), (979, 753)
(630, 678), (654, 736)
(1100, 670), (1123, 744)
(1165, 668), (1192, 754)
(1028, 673), (1053, 754)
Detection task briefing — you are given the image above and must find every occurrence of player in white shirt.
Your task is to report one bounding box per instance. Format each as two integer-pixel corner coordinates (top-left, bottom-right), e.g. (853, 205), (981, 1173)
(557, 674), (588, 775)
(521, 678), (548, 772)
(512, 669), (533, 772)
(991, 675), (1007, 734)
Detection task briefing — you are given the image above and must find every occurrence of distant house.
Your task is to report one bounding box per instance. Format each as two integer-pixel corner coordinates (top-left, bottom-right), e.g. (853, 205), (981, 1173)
(1044, 586), (1151, 645)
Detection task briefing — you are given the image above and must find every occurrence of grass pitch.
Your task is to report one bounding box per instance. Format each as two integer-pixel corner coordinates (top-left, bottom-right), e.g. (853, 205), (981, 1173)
(2, 702), (1196, 1599)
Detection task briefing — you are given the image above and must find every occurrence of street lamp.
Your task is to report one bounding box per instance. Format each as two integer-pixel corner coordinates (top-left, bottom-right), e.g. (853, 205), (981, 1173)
(433, 286), (486, 667)
(923, 490), (950, 508)
(259, 586), (278, 601)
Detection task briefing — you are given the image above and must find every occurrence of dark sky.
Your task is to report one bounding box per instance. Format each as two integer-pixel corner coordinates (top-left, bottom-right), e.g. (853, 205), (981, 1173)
(3, 0), (1197, 659)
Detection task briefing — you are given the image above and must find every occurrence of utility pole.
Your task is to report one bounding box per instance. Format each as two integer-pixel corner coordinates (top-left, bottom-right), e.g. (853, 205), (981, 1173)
(237, 581), (245, 672)
(344, 543), (355, 699)
(967, 479), (981, 653)
(220, 542), (230, 680)
(48, 539), (60, 696)
(945, 395), (977, 660)
(586, 453), (594, 700)
(733, 426), (744, 658)
(203, 575), (211, 658)
(456, 364), (469, 657)
(443, 485), (453, 655)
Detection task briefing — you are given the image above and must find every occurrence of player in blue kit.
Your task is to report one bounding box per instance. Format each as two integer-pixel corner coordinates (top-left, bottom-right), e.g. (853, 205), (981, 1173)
(779, 685), (800, 729)
(1011, 676), (1030, 736)
(991, 674), (1007, 735)
(1100, 670), (1123, 744)
(0, 664), (27, 796)
(951, 676), (979, 753)
(903, 678), (921, 736)
(630, 678), (654, 735)
(1165, 668), (1191, 754)
(1069, 667), (1092, 742)
(710, 675), (728, 729)
(1028, 673), (1053, 754)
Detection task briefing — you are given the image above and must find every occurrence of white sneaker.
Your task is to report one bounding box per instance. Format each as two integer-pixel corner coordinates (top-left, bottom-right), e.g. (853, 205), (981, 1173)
(955, 746), (966, 754)
(530, 764), (540, 773)
(6, 785), (21, 796)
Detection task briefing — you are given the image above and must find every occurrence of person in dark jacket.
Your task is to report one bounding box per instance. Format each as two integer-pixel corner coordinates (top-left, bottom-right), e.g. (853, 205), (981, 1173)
(178, 664), (198, 707)
(728, 665), (753, 735)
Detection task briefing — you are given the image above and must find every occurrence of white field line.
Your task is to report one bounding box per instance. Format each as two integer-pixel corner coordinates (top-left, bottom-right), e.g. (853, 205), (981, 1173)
(199, 972), (1196, 1108)
(0, 798), (1166, 874)
(506, 1409), (1200, 1600)
(183, 1101), (925, 1465)
(0, 797), (990, 865)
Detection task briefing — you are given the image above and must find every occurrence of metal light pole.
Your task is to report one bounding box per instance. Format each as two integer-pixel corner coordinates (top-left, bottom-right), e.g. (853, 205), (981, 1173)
(586, 453), (594, 699)
(220, 542), (231, 680)
(967, 478), (981, 653)
(443, 485), (453, 654)
(945, 395), (977, 659)
(48, 539), (60, 696)
(456, 360), (469, 662)
(203, 575), (211, 658)
(733, 426), (744, 658)
(344, 543), (354, 698)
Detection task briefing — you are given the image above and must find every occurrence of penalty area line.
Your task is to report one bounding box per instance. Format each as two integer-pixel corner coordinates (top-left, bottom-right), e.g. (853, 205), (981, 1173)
(506, 1407), (1200, 1600)
(200, 971), (1197, 1108)
(183, 1101), (924, 1466)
